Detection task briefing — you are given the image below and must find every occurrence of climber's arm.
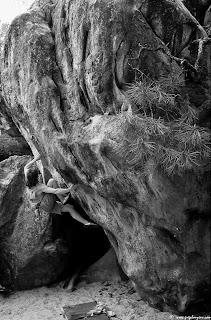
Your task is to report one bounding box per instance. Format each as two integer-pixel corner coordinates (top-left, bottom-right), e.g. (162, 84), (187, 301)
(24, 154), (41, 176)
(39, 184), (73, 195)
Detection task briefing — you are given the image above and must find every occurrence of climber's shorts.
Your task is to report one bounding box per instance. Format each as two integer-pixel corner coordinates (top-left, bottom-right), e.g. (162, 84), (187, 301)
(37, 193), (63, 215)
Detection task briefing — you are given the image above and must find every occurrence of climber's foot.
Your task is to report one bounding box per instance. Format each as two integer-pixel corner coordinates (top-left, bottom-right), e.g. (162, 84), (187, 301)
(84, 222), (98, 228)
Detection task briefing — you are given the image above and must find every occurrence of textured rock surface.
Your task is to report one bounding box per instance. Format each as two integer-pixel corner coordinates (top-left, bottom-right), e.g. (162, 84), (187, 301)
(0, 156), (70, 290)
(0, 0), (210, 314)
(0, 87), (30, 160)
(0, 134), (31, 161)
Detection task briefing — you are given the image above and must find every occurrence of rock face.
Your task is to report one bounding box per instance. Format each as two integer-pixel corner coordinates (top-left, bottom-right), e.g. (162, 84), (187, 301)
(0, 156), (70, 290)
(0, 90), (30, 160)
(0, 134), (31, 161)
(0, 0), (210, 314)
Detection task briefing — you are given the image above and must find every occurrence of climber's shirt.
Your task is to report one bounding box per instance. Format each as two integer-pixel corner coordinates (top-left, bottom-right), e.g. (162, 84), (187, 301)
(27, 186), (62, 215)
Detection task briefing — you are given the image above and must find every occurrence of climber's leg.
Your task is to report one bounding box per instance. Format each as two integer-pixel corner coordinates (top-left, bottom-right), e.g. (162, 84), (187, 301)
(61, 204), (97, 227)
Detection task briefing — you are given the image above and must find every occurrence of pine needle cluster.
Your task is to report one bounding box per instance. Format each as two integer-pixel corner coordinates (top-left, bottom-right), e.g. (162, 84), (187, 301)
(115, 74), (210, 176)
(125, 72), (184, 120)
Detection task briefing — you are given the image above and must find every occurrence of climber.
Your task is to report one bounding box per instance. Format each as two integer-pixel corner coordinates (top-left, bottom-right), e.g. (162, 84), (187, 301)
(24, 154), (97, 227)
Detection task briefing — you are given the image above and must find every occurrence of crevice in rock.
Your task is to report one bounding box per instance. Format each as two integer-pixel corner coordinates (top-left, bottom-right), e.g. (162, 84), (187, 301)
(59, 138), (91, 182)
(63, 1), (72, 46)
(82, 29), (89, 62)
(64, 25), (69, 47)
(66, 146), (92, 182)
(114, 39), (126, 91)
(51, 75), (65, 112)
(49, 112), (63, 133)
(52, 64), (66, 86)
(76, 26), (92, 113)
(78, 82), (90, 112)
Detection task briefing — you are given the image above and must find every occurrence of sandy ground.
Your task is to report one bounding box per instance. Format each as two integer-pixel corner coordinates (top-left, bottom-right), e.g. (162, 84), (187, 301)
(0, 280), (178, 320)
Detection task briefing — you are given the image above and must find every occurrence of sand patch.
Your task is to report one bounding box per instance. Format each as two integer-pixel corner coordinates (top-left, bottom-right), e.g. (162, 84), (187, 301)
(0, 281), (174, 320)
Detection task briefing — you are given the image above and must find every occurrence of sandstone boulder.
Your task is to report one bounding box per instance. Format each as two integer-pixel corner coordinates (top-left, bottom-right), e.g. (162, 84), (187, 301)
(0, 0), (210, 314)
